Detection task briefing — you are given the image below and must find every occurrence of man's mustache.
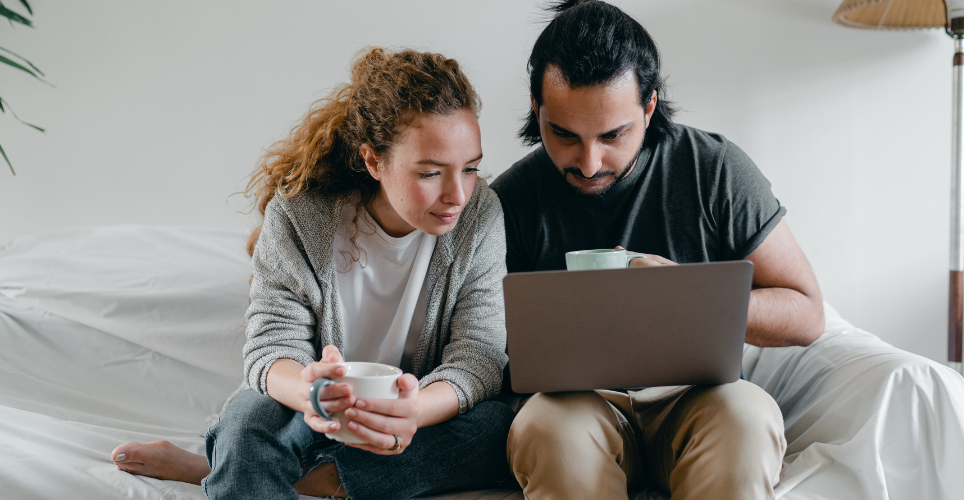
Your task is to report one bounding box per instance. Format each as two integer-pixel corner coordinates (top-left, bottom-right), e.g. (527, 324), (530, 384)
(563, 168), (616, 180)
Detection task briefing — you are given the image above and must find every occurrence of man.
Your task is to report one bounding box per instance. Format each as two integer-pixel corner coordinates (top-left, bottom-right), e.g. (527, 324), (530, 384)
(490, 2), (824, 499)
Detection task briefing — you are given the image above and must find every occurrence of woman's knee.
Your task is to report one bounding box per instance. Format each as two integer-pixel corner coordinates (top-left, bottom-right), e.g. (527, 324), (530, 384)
(210, 389), (293, 441)
(430, 401), (514, 459)
(471, 400), (515, 436)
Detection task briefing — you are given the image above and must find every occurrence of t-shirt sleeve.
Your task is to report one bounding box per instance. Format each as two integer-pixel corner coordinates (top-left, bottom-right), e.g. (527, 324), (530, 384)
(713, 140), (786, 260)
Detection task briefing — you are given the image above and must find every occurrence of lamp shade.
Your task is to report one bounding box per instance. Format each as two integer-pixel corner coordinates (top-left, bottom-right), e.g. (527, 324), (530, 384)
(833, 0), (945, 29)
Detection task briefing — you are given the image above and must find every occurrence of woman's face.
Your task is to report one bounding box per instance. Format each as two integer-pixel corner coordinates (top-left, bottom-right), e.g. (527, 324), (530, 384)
(362, 109), (482, 237)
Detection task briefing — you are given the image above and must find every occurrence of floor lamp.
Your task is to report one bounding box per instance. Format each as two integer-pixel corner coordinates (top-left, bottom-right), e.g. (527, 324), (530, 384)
(833, 0), (964, 374)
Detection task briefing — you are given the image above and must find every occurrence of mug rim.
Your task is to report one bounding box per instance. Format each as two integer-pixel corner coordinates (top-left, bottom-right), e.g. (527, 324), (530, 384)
(565, 249), (626, 256)
(335, 361), (403, 378)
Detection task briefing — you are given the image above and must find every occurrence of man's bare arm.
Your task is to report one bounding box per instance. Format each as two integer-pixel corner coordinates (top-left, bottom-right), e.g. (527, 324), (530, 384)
(627, 218), (824, 346)
(744, 219), (824, 347)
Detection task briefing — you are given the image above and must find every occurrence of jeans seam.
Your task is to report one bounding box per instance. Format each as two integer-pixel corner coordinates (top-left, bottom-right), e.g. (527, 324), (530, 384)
(203, 425), (217, 497)
(327, 454), (357, 500)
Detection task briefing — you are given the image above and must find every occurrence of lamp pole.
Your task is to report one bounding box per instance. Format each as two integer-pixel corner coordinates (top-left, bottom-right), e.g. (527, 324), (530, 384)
(951, 17), (964, 375)
(834, 0), (964, 374)
(951, 34), (963, 374)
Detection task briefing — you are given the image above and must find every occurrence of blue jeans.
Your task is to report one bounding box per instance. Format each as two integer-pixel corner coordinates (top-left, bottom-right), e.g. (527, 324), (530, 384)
(202, 389), (514, 500)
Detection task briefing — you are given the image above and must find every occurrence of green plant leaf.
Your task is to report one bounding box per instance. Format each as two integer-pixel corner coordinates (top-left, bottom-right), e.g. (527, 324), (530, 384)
(0, 53), (44, 81)
(0, 140), (15, 176)
(2, 0), (34, 177)
(0, 46), (43, 76)
(0, 3), (32, 27)
(0, 97), (45, 132)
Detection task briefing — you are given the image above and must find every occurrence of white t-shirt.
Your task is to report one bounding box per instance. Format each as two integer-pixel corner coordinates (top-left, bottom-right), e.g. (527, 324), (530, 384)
(332, 200), (436, 367)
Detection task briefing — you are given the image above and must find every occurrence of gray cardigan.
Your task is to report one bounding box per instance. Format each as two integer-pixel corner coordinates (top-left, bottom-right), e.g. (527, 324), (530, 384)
(242, 179), (508, 413)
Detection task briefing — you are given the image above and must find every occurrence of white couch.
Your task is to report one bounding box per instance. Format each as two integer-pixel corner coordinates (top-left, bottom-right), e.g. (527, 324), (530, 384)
(1, 225), (961, 500)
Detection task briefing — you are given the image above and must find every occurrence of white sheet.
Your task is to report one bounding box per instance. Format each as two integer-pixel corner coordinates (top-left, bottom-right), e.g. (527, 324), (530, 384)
(745, 308), (964, 500)
(0, 225), (251, 379)
(0, 226), (247, 499)
(1, 225), (962, 500)
(0, 226), (521, 500)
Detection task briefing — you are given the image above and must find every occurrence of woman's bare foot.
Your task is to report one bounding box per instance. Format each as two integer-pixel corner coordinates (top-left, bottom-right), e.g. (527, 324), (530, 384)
(111, 441), (210, 485)
(111, 441), (346, 497)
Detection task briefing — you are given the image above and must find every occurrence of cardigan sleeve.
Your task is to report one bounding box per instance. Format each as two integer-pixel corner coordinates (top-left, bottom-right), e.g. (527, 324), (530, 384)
(243, 199), (319, 394)
(418, 187), (509, 412)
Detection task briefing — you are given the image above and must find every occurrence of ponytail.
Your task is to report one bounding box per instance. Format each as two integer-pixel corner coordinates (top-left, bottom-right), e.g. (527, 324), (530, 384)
(548, 0), (593, 13)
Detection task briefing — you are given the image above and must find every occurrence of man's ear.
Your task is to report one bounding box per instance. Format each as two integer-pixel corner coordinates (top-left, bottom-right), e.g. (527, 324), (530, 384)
(644, 90), (657, 128)
(359, 144), (381, 181)
(530, 95), (539, 122)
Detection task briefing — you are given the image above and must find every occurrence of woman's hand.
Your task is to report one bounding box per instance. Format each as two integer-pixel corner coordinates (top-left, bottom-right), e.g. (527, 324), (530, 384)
(341, 374), (420, 455)
(298, 345), (353, 434)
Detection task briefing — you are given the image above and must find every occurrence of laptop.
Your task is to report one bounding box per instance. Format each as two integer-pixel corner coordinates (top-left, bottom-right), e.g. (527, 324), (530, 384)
(503, 261), (753, 394)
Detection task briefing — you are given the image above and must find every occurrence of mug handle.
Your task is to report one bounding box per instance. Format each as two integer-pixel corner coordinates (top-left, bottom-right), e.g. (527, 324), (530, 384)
(626, 253), (648, 267)
(309, 378), (336, 420)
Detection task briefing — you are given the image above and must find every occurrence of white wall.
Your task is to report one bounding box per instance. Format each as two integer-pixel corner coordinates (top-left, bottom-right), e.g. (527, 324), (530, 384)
(0, 0), (954, 363)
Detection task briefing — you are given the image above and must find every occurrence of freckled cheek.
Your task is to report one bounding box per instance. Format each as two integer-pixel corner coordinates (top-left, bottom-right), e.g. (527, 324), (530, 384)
(400, 184), (437, 219)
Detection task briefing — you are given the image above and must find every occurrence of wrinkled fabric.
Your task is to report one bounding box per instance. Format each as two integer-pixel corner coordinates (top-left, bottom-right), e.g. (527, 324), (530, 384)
(0, 226), (962, 500)
(0, 225), (251, 379)
(745, 304), (964, 500)
(204, 390), (513, 500)
(0, 225), (519, 500)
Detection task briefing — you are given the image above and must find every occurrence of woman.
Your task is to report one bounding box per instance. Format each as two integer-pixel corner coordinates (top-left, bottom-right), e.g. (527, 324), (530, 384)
(110, 47), (514, 500)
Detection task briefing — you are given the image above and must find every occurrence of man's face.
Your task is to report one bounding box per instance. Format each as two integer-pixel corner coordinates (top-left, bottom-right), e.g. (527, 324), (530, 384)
(535, 66), (655, 196)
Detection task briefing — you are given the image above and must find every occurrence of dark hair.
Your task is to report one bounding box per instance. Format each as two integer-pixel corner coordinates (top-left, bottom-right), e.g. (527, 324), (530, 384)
(520, 0), (676, 147)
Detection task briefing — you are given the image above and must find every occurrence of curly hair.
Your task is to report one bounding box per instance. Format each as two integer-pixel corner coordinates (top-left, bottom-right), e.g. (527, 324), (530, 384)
(244, 47), (481, 257)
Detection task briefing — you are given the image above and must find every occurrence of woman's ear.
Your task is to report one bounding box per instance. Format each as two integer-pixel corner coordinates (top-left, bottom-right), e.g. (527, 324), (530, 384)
(359, 144), (381, 180)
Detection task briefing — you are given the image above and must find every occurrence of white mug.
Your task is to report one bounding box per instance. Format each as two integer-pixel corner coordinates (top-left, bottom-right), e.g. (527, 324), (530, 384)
(565, 248), (644, 271)
(309, 361), (402, 443)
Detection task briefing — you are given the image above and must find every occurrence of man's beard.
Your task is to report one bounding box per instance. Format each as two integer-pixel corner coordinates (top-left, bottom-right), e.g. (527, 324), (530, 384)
(560, 140), (645, 197)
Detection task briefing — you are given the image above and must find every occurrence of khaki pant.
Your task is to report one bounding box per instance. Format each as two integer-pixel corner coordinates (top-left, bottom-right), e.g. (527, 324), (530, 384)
(506, 380), (786, 500)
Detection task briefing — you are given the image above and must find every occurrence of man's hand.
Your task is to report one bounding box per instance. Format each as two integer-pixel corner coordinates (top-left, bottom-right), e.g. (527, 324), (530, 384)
(298, 345), (353, 434)
(618, 225), (824, 348)
(342, 374), (420, 455)
(617, 246), (679, 267)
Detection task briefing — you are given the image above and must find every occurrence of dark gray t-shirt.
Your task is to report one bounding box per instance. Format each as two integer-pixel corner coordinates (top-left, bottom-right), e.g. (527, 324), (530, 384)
(491, 125), (785, 272)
